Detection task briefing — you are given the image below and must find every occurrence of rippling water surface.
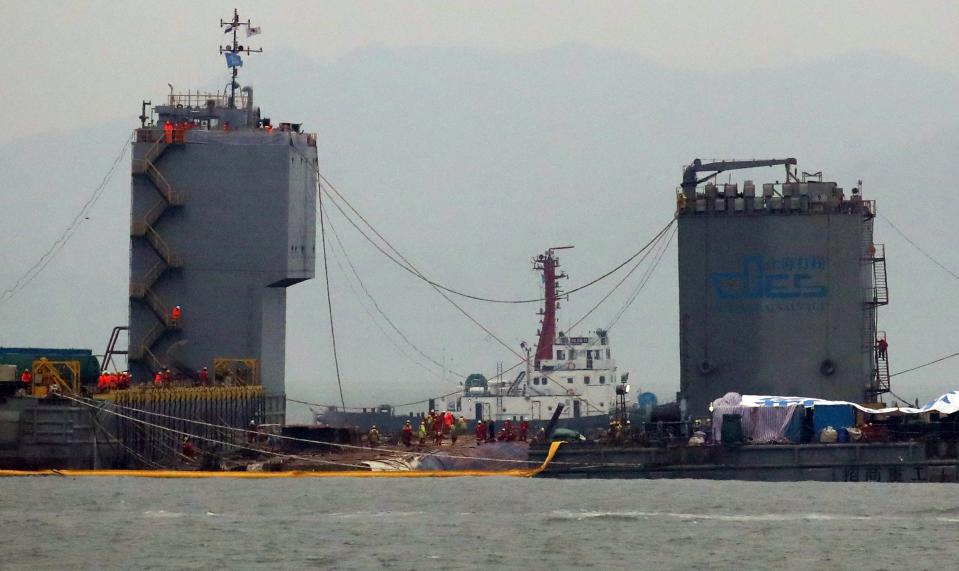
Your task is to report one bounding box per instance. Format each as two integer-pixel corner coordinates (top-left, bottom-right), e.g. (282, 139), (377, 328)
(1, 477), (957, 569)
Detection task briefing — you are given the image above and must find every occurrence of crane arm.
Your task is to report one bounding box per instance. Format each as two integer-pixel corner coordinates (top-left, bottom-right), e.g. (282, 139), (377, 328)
(681, 158), (797, 196)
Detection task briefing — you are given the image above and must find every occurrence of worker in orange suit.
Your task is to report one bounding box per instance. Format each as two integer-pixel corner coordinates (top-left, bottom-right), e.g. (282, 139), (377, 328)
(163, 120), (173, 143)
(171, 305), (182, 326)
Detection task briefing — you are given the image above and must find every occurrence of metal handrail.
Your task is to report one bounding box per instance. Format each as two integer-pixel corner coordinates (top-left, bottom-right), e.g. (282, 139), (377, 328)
(144, 226), (181, 267)
(141, 197), (171, 229)
(140, 345), (162, 372)
(142, 161), (176, 202)
(167, 90), (247, 109)
(130, 260), (168, 298)
(143, 289), (172, 327)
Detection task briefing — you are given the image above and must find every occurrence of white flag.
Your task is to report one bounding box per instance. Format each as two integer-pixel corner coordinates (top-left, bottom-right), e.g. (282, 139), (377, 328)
(246, 26), (261, 37)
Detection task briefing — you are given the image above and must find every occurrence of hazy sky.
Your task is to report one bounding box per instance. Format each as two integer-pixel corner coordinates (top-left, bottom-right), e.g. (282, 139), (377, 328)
(2, 1), (958, 142)
(2, 1), (958, 417)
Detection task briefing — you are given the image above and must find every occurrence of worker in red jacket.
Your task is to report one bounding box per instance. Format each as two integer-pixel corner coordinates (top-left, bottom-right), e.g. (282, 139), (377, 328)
(519, 417), (529, 442)
(475, 419), (485, 445)
(182, 437), (197, 458)
(198, 366), (210, 386)
(401, 420), (413, 447)
(154, 371), (163, 386)
(21, 369), (33, 386)
(433, 415), (444, 445)
(502, 419), (514, 442)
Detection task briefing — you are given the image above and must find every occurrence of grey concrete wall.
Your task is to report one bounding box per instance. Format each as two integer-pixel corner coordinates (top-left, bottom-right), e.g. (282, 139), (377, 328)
(129, 130), (317, 397)
(678, 210), (874, 415)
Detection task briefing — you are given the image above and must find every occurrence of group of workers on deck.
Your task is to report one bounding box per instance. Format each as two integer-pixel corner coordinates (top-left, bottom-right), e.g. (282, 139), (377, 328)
(97, 371), (131, 391)
(90, 366), (212, 392)
(376, 413), (531, 448)
(152, 366), (210, 387)
(475, 417), (529, 444)
(160, 117), (276, 144)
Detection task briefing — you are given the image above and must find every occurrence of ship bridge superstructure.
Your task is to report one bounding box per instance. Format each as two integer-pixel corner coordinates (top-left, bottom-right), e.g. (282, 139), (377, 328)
(440, 249), (626, 423)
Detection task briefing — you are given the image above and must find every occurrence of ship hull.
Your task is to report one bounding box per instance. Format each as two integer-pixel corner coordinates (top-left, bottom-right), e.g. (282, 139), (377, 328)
(530, 441), (959, 482)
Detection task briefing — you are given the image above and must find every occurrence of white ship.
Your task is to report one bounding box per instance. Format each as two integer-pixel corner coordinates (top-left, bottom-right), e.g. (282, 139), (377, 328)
(435, 248), (630, 425)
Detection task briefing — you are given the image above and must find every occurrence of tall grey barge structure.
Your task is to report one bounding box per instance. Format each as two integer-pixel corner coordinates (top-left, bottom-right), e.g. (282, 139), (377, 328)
(675, 159), (888, 416)
(126, 16), (317, 423)
(0, 12), (316, 468)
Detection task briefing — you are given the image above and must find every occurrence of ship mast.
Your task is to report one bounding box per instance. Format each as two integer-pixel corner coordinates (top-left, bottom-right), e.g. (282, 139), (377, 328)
(533, 246), (572, 368)
(219, 8), (262, 109)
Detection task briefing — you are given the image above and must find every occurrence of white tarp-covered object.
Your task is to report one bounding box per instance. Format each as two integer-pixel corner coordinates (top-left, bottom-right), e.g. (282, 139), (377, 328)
(712, 391), (959, 417)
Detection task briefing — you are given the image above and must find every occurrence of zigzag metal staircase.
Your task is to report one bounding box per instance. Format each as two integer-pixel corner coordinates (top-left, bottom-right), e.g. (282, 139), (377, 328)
(129, 132), (183, 372)
(863, 232), (890, 399)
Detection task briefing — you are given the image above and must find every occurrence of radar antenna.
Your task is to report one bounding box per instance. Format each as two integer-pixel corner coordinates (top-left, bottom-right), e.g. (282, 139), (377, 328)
(219, 8), (263, 109)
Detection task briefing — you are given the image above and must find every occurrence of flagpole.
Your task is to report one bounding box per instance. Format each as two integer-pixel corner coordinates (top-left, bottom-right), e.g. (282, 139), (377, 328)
(230, 8), (238, 108)
(219, 8), (263, 110)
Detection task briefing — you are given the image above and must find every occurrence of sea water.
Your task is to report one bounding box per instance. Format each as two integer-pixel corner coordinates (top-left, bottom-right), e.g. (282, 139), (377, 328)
(1, 477), (957, 569)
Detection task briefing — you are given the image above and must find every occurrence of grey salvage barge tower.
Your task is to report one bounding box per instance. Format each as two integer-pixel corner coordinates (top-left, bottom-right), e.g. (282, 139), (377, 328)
(127, 89), (317, 423)
(676, 159), (889, 417)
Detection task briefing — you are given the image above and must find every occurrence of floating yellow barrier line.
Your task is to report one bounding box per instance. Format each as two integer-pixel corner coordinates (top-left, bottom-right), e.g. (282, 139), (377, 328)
(0, 442), (563, 479)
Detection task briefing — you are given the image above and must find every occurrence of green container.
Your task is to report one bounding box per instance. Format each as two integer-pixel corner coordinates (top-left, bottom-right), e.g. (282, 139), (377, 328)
(721, 413), (745, 444)
(0, 348), (101, 386)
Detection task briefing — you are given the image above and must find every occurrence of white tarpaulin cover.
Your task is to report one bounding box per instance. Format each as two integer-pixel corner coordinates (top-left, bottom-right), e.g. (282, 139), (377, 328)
(918, 390), (959, 415)
(711, 404), (799, 443)
(714, 391), (959, 416)
(738, 395), (916, 415)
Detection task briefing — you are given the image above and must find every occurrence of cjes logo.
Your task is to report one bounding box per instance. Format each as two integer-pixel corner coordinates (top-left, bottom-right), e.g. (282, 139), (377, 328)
(710, 255), (828, 300)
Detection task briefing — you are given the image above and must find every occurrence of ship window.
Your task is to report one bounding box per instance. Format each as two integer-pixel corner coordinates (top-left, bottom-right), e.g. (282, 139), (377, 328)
(599, 376), (606, 384)
(569, 350), (577, 360)
(606, 349), (611, 359)
(566, 377), (574, 384)
(584, 376), (591, 384)
(556, 350), (565, 360)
